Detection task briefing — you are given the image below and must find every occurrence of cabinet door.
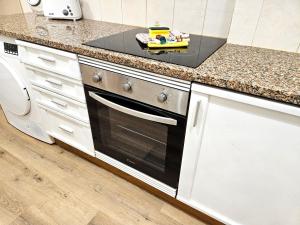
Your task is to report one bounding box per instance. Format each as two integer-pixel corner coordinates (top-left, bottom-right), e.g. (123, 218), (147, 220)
(177, 84), (300, 225)
(177, 89), (209, 201)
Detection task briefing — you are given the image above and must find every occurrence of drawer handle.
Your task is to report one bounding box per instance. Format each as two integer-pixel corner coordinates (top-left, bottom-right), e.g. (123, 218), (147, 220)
(51, 99), (68, 107)
(45, 78), (62, 86)
(59, 125), (74, 134)
(38, 55), (56, 63)
(193, 101), (201, 127)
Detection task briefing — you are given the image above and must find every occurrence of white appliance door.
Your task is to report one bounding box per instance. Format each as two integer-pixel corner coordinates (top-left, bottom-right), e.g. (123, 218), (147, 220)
(0, 57), (30, 116)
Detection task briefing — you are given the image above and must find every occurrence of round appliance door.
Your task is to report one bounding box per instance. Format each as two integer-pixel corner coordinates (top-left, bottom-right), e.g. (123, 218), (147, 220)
(0, 56), (30, 116)
(27, 0), (41, 6)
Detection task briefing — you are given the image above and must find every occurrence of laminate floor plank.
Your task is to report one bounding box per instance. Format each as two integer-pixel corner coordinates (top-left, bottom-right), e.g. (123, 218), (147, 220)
(10, 205), (59, 225)
(0, 108), (207, 225)
(160, 204), (207, 225)
(88, 212), (122, 225)
(0, 182), (24, 225)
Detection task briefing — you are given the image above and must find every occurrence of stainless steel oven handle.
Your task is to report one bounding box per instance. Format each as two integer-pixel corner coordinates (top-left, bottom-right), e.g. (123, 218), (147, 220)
(89, 91), (178, 126)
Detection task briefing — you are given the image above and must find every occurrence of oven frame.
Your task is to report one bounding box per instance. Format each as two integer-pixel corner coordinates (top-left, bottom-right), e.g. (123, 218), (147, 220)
(84, 86), (188, 194)
(79, 55), (191, 196)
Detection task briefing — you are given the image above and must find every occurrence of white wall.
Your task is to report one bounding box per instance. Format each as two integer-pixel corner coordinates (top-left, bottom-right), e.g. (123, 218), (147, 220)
(228, 0), (300, 53)
(21, 0), (235, 38)
(20, 0), (300, 52)
(0, 0), (23, 15)
(81, 0), (235, 38)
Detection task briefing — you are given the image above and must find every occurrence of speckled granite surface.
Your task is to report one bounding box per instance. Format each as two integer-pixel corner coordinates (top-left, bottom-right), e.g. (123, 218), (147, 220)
(0, 13), (299, 106)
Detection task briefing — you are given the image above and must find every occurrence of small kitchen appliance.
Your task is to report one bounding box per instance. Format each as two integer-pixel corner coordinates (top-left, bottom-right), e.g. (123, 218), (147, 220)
(80, 56), (191, 197)
(42, 0), (82, 21)
(27, 0), (43, 15)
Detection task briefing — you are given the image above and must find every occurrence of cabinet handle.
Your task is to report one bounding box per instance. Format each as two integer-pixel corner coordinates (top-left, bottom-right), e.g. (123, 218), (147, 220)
(193, 101), (201, 127)
(51, 99), (67, 107)
(45, 78), (62, 86)
(59, 125), (74, 134)
(38, 55), (56, 63)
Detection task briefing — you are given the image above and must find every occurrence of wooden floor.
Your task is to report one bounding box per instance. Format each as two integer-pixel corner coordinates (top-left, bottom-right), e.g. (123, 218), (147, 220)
(0, 108), (207, 225)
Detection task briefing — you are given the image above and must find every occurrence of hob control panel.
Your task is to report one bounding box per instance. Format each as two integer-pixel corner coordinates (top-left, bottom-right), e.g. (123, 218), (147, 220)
(4, 43), (18, 55)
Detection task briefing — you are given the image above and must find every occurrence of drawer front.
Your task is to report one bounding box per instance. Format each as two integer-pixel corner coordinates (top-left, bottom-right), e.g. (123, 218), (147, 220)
(16, 40), (81, 80)
(32, 85), (89, 123)
(27, 66), (86, 103)
(40, 106), (95, 156)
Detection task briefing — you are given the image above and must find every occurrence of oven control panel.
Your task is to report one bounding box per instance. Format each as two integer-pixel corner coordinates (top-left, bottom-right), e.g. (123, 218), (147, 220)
(80, 60), (191, 116)
(4, 43), (18, 55)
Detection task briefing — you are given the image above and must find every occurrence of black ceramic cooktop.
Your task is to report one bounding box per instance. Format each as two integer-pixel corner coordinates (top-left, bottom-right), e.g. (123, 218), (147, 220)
(84, 28), (226, 68)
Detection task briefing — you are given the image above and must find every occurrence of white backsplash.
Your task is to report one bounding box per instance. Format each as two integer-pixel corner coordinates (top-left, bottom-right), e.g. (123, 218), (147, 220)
(0, 0), (23, 15)
(20, 0), (300, 53)
(123, 0), (146, 27)
(228, 0), (300, 53)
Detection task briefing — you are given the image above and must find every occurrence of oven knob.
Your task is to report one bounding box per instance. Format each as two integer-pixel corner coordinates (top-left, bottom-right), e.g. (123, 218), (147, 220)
(92, 73), (102, 83)
(123, 82), (132, 92)
(63, 9), (69, 16)
(158, 93), (168, 103)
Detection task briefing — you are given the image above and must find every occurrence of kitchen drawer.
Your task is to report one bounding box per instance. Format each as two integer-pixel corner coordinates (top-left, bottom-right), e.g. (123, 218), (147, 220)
(16, 40), (81, 80)
(32, 85), (89, 123)
(39, 105), (95, 156)
(27, 65), (86, 103)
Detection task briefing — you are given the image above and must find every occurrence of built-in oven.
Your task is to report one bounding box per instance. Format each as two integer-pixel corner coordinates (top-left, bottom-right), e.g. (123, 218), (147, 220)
(79, 56), (191, 197)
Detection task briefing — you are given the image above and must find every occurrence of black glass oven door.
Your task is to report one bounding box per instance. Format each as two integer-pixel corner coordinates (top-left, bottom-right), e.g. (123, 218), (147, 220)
(85, 86), (187, 188)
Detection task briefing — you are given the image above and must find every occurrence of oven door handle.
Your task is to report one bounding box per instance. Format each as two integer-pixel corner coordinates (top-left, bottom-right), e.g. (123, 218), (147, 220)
(89, 91), (178, 126)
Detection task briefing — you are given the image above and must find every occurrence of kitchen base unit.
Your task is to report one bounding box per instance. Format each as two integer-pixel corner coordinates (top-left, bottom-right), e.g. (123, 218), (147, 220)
(177, 83), (300, 225)
(16, 40), (95, 157)
(0, 36), (53, 143)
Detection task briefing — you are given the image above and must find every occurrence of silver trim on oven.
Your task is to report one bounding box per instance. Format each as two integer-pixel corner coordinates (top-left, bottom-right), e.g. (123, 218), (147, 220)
(89, 91), (178, 126)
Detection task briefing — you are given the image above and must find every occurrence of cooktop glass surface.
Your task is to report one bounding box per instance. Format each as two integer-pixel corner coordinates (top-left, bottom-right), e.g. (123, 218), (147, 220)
(84, 28), (226, 68)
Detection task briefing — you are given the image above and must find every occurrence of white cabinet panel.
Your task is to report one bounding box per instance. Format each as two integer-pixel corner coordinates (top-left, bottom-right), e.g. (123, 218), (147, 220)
(32, 85), (89, 123)
(178, 84), (300, 225)
(39, 106), (95, 156)
(177, 90), (209, 199)
(26, 66), (86, 103)
(17, 40), (81, 80)
(17, 40), (95, 157)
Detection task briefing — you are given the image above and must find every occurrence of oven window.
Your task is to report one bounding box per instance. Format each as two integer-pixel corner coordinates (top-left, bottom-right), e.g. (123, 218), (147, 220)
(98, 107), (168, 172)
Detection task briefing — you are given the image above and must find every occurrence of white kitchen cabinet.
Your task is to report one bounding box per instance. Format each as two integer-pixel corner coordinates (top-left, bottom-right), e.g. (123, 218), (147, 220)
(177, 83), (300, 225)
(16, 40), (95, 157)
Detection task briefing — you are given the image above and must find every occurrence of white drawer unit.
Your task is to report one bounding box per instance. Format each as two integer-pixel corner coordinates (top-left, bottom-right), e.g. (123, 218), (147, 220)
(26, 65), (86, 103)
(16, 40), (81, 80)
(16, 40), (95, 157)
(39, 105), (94, 156)
(32, 85), (89, 123)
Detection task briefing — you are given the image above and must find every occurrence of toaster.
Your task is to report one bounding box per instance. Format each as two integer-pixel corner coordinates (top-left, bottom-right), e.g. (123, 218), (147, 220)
(43, 0), (82, 21)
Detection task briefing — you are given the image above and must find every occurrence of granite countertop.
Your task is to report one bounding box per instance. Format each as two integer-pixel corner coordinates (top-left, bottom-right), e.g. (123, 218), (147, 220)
(0, 13), (299, 106)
